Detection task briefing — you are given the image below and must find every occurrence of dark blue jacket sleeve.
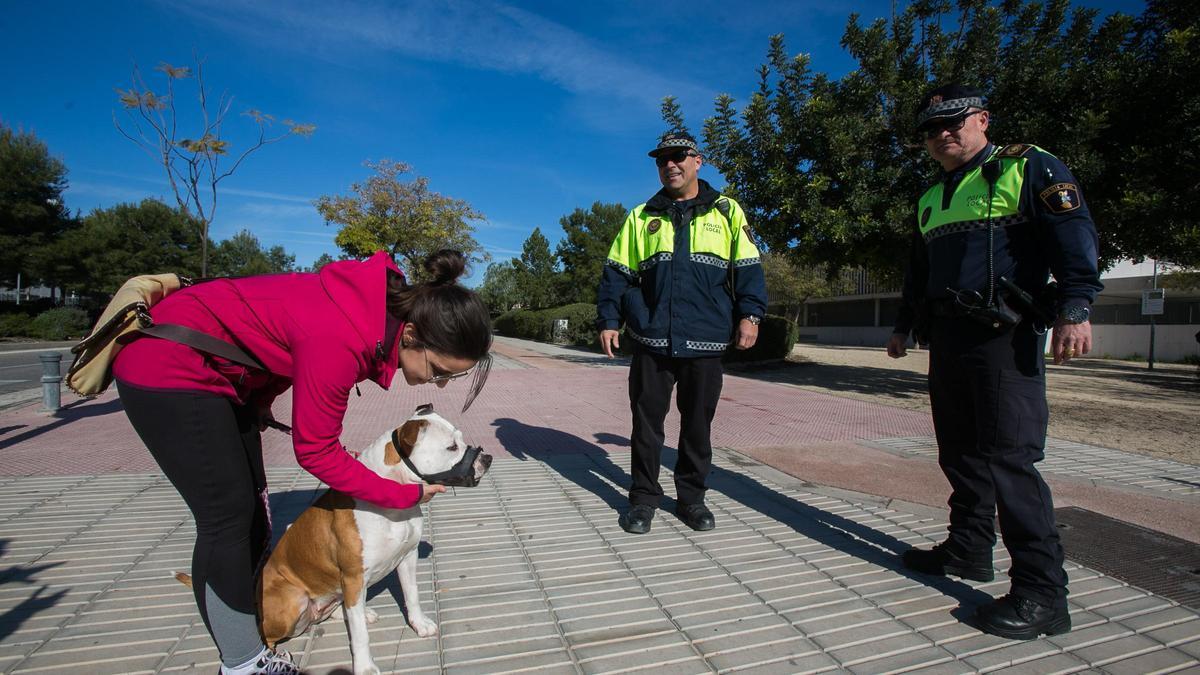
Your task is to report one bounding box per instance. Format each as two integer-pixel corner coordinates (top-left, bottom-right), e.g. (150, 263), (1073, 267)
(893, 226), (928, 335)
(596, 263), (633, 330)
(734, 263), (767, 318)
(1025, 150), (1103, 313)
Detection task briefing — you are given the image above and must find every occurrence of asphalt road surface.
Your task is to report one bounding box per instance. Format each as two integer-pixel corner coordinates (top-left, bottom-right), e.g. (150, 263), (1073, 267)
(0, 343), (74, 395)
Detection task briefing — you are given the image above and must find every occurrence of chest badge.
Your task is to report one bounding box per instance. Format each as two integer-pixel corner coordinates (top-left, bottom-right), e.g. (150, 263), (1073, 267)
(647, 218), (662, 234)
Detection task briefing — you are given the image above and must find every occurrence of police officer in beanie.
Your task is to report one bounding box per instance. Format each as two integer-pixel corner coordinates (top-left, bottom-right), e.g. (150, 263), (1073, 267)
(886, 85), (1102, 639)
(597, 131), (767, 535)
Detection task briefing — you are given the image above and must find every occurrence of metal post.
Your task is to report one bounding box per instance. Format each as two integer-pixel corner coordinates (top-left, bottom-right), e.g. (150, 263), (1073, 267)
(1148, 261), (1157, 371)
(39, 352), (62, 413)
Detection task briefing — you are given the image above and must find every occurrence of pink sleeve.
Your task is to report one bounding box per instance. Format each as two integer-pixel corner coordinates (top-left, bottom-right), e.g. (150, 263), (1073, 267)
(289, 342), (422, 510)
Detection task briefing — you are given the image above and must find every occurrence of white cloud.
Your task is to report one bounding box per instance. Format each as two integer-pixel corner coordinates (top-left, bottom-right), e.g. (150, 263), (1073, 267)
(160, 0), (711, 110)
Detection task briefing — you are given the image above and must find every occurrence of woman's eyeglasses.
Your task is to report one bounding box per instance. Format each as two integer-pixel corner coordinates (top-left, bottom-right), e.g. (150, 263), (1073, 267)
(655, 150), (698, 167)
(424, 348), (473, 384)
(921, 111), (982, 139)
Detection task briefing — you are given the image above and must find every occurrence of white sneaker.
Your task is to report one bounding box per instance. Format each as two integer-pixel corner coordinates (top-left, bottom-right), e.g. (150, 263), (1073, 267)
(221, 647), (300, 675)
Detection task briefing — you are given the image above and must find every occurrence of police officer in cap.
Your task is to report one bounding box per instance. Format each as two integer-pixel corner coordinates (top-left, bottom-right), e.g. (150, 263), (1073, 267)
(886, 84), (1102, 639)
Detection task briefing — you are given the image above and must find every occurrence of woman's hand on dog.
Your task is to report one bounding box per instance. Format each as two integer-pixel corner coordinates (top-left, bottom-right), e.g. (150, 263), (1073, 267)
(421, 484), (447, 503)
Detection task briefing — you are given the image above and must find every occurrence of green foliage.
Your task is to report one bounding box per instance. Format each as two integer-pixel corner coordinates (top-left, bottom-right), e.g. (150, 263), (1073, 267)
(514, 227), (558, 310)
(555, 202), (626, 305)
(723, 315), (799, 363)
(0, 124), (72, 287)
(316, 160), (486, 280)
(209, 230), (296, 277)
(28, 307), (90, 341)
(307, 252), (338, 272)
(56, 199), (204, 302)
(761, 253), (850, 320)
(493, 303), (598, 345)
(477, 261), (521, 315)
(0, 313), (32, 338)
(694, 0), (1200, 276)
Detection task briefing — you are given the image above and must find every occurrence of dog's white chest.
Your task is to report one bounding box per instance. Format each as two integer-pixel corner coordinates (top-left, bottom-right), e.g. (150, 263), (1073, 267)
(353, 505), (423, 584)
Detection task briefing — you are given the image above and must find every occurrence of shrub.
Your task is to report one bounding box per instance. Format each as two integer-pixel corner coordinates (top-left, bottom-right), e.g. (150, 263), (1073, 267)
(723, 314), (799, 363)
(492, 303), (598, 345)
(0, 313), (32, 338)
(28, 307), (91, 341)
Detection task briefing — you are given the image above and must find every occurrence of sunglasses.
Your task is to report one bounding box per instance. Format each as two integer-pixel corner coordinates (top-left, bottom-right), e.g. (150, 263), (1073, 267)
(655, 150), (698, 167)
(423, 347), (474, 384)
(921, 111), (982, 139)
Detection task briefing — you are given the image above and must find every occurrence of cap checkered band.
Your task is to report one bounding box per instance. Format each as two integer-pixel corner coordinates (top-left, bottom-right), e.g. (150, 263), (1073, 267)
(918, 96), (984, 125)
(658, 137), (696, 150)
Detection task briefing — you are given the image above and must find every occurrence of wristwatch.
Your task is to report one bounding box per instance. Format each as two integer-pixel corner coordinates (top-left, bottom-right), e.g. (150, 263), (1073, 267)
(1057, 305), (1090, 324)
(742, 315), (763, 325)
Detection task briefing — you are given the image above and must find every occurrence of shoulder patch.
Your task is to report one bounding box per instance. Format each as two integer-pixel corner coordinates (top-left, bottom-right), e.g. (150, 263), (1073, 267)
(1039, 183), (1081, 213)
(996, 143), (1033, 158)
(647, 218), (662, 234)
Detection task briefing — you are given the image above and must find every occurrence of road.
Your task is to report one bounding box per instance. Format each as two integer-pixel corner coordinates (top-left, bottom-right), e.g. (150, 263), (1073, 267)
(0, 342), (74, 395)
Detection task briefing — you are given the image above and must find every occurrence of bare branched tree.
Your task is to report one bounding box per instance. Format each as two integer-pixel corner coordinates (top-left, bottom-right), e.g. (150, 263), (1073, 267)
(114, 57), (315, 275)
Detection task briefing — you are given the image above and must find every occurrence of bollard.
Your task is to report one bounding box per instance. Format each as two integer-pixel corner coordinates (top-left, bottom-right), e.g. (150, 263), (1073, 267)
(39, 352), (62, 413)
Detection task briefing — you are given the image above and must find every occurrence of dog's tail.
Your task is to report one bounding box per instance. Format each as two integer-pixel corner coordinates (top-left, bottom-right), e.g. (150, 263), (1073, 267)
(173, 571), (193, 588)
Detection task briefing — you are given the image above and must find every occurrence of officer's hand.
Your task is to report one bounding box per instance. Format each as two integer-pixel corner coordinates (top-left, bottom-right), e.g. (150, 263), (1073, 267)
(735, 319), (759, 350)
(886, 333), (909, 359)
(1051, 320), (1092, 365)
(599, 329), (620, 358)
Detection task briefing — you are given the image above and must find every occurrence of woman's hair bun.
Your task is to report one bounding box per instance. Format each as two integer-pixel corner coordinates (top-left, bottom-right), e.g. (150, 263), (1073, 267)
(423, 249), (467, 285)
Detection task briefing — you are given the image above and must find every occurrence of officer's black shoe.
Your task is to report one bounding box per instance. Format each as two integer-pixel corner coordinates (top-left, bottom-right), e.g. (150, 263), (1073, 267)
(975, 594), (1071, 640)
(902, 542), (994, 582)
(619, 505), (655, 534)
(675, 503), (715, 531)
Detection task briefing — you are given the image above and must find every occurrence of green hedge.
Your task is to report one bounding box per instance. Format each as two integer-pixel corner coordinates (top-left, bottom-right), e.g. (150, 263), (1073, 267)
(494, 303), (598, 345)
(495, 305), (798, 362)
(27, 307), (91, 341)
(0, 313), (32, 338)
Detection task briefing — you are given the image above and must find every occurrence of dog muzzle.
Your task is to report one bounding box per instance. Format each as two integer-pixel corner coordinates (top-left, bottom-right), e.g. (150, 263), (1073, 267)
(398, 439), (492, 488)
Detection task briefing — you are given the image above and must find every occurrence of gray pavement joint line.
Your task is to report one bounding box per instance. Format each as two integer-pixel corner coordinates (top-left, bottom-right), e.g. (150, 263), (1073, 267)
(152, 616), (205, 674)
(425, 488), (448, 674)
(10, 480), (192, 673)
(483, 462), (588, 674)
(537, 454), (715, 667)
(0, 475), (94, 527)
(704, 458), (946, 669)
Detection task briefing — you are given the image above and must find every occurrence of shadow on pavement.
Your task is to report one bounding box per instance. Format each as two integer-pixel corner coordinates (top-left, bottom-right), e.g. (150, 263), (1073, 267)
(0, 541), (68, 642)
(491, 417), (991, 610)
(728, 360), (930, 403)
(0, 398), (125, 450)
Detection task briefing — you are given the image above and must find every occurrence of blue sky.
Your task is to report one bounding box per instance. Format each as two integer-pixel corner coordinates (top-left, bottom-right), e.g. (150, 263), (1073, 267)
(2, 0), (1145, 283)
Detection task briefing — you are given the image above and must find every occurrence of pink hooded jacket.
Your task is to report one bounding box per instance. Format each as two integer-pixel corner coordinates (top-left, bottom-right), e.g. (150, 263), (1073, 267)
(113, 251), (422, 509)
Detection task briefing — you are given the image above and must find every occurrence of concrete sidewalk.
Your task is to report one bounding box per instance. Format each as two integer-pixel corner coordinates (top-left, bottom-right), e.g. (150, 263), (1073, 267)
(0, 336), (1197, 673)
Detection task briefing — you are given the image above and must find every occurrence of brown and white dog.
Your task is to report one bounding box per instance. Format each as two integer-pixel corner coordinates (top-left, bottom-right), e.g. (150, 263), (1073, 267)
(257, 405), (490, 674)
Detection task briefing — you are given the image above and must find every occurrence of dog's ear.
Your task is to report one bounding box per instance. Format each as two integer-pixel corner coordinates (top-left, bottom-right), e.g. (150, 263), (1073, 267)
(385, 419), (426, 466)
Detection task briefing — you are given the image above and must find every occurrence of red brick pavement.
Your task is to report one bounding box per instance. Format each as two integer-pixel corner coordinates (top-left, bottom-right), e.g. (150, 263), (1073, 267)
(0, 367), (934, 477)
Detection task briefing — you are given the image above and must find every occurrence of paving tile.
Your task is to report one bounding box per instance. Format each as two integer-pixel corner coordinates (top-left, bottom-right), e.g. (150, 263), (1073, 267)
(1069, 633), (1163, 667)
(983, 652), (1091, 674)
(1099, 647), (1200, 674)
(962, 638), (1063, 671)
(845, 645), (956, 674)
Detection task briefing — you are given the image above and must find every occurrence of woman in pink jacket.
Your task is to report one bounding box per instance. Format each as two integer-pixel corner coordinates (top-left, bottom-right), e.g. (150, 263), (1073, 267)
(113, 249), (490, 675)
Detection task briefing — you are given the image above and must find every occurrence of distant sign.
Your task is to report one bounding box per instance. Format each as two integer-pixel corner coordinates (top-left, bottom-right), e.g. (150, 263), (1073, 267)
(1141, 288), (1165, 316)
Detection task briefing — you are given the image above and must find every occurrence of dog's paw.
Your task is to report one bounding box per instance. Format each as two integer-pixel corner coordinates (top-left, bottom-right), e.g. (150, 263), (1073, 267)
(408, 613), (438, 637)
(365, 607), (379, 624)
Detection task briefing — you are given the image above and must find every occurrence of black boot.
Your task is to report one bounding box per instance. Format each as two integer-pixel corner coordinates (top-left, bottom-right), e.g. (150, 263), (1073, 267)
(976, 594), (1071, 640)
(619, 505), (655, 534)
(902, 541), (994, 582)
(675, 503), (715, 531)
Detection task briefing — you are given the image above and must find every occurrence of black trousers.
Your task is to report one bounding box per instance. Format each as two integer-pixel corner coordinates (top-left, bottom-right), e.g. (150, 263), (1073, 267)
(117, 382), (270, 653)
(928, 318), (1067, 604)
(628, 347), (724, 508)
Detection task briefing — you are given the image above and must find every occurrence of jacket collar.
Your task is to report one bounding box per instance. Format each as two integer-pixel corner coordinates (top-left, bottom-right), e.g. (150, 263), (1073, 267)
(644, 179), (722, 214)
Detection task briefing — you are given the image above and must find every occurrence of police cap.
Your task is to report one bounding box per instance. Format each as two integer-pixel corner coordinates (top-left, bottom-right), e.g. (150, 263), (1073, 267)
(916, 84), (985, 130)
(648, 130), (700, 157)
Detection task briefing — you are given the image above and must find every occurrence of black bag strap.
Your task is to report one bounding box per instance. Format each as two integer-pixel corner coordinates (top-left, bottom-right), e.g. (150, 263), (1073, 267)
(716, 198), (737, 306)
(137, 323), (266, 371)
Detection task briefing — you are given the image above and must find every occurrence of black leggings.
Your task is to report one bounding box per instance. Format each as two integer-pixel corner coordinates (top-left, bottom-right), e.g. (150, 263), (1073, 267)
(117, 382), (270, 665)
